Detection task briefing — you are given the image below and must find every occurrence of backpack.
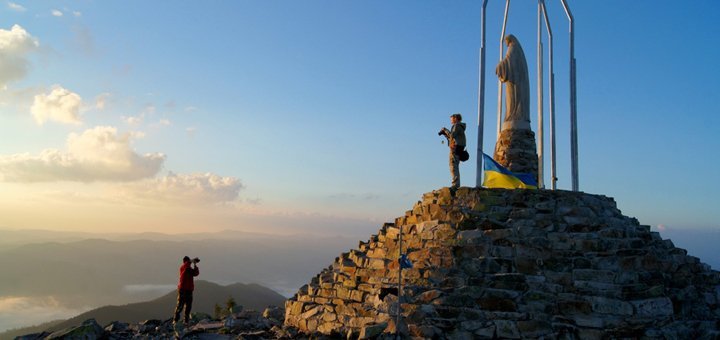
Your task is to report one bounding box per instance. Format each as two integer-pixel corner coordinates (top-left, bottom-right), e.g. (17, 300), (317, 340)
(459, 149), (470, 162)
(454, 146), (470, 162)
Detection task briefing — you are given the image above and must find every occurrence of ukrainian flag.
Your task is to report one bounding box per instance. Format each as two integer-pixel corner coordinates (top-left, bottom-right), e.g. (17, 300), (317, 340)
(482, 153), (538, 189)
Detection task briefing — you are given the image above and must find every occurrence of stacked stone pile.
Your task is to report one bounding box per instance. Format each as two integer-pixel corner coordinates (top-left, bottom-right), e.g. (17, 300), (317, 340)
(493, 128), (539, 180)
(285, 187), (720, 339)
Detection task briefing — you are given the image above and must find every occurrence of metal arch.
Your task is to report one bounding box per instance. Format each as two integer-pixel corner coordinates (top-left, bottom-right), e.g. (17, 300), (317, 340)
(496, 0), (510, 138)
(476, 0), (489, 188)
(537, 1), (544, 189)
(541, 0), (558, 190)
(475, 0), (575, 191)
(560, 0), (579, 191)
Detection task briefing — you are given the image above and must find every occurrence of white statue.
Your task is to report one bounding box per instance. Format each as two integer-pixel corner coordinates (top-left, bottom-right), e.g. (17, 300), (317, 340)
(496, 34), (530, 130)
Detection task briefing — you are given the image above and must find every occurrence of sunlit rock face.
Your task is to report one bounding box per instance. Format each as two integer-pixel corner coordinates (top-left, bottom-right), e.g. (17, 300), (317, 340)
(285, 187), (720, 339)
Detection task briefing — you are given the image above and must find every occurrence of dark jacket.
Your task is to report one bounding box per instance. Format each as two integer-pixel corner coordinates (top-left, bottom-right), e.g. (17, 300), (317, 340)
(450, 122), (466, 147)
(178, 262), (199, 291)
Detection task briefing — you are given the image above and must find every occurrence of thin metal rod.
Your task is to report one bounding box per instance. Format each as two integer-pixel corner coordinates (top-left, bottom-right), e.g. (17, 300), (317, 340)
(560, 0), (578, 191)
(497, 0), (510, 137)
(541, 2), (557, 190)
(396, 224), (402, 339)
(476, 0), (488, 188)
(536, 1), (544, 189)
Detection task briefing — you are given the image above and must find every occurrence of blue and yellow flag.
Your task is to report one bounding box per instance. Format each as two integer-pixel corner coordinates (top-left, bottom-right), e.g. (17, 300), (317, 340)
(482, 153), (538, 189)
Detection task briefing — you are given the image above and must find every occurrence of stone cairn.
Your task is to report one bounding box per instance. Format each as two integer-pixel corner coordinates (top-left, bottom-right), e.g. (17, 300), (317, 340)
(493, 128), (539, 181)
(285, 187), (720, 339)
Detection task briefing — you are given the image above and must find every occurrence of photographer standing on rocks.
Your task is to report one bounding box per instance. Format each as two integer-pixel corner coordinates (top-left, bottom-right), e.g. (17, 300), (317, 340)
(173, 256), (200, 325)
(439, 113), (467, 191)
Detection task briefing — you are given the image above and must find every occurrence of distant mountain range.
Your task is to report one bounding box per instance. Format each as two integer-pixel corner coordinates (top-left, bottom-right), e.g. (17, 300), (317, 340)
(0, 229), (358, 334)
(0, 280), (285, 340)
(0, 230), (356, 304)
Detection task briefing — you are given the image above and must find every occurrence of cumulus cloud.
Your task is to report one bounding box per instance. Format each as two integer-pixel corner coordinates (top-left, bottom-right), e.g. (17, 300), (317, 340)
(118, 172), (242, 205)
(31, 85), (83, 125)
(7, 2), (26, 12)
(0, 24), (39, 88)
(123, 115), (142, 125)
(51, 9), (63, 17)
(0, 126), (165, 182)
(95, 92), (110, 110)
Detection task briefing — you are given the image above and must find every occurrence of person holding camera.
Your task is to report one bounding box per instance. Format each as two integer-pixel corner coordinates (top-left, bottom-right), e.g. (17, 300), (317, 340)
(439, 113), (467, 191)
(173, 256), (200, 325)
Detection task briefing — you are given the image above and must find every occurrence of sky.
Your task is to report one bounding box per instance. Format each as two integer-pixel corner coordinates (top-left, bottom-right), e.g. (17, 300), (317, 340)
(0, 1), (718, 237)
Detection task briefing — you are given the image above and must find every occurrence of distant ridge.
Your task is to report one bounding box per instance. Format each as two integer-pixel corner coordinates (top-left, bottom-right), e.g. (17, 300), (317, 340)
(0, 280), (285, 339)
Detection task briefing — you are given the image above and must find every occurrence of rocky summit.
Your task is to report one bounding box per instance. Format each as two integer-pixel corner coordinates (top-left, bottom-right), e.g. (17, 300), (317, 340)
(16, 306), (287, 340)
(285, 187), (720, 339)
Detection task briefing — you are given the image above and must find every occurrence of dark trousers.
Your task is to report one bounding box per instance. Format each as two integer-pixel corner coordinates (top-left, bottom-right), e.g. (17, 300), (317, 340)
(173, 289), (193, 323)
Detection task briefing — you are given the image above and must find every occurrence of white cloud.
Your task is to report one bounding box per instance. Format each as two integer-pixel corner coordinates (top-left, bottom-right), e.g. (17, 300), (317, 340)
(143, 105), (156, 115)
(123, 115), (142, 125)
(0, 126), (165, 182)
(51, 9), (63, 17)
(157, 119), (171, 126)
(118, 172), (242, 205)
(31, 85), (83, 125)
(0, 24), (39, 88)
(7, 2), (26, 12)
(73, 11), (82, 17)
(95, 92), (110, 110)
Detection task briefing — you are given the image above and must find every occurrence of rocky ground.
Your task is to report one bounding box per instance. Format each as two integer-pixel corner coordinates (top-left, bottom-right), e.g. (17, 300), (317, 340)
(14, 306), (398, 339)
(14, 306), (295, 340)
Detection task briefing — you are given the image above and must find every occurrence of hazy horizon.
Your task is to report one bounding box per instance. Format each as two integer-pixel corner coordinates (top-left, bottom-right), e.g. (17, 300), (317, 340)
(0, 229), (361, 333)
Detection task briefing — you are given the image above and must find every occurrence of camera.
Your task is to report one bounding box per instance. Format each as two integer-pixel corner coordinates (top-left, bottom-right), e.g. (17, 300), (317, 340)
(438, 129), (448, 137)
(192, 257), (200, 264)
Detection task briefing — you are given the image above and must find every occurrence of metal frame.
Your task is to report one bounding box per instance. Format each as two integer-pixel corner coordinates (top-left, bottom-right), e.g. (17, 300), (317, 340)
(476, 0), (577, 191)
(475, 0), (489, 187)
(496, 0), (511, 137)
(537, 1), (544, 189)
(560, 0), (579, 192)
(540, 0), (558, 190)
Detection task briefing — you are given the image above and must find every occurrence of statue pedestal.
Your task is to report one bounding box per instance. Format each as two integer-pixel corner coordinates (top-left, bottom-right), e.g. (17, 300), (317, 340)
(493, 127), (539, 182)
(502, 120), (530, 131)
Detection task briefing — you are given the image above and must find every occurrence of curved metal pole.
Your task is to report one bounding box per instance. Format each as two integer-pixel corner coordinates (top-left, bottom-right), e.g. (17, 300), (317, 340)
(560, 0), (578, 191)
(536, 1), (544, 189)
(496, 0), (510, 138)
(541, 1), (557, 190)
(476, 0), (489, 187)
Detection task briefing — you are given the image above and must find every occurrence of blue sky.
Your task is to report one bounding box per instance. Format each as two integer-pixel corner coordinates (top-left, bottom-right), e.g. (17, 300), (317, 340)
(0, 1), (718, 236)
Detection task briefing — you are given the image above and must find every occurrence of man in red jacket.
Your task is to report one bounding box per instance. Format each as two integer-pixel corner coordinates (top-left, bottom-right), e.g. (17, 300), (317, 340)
(173, 256), (199, 325)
